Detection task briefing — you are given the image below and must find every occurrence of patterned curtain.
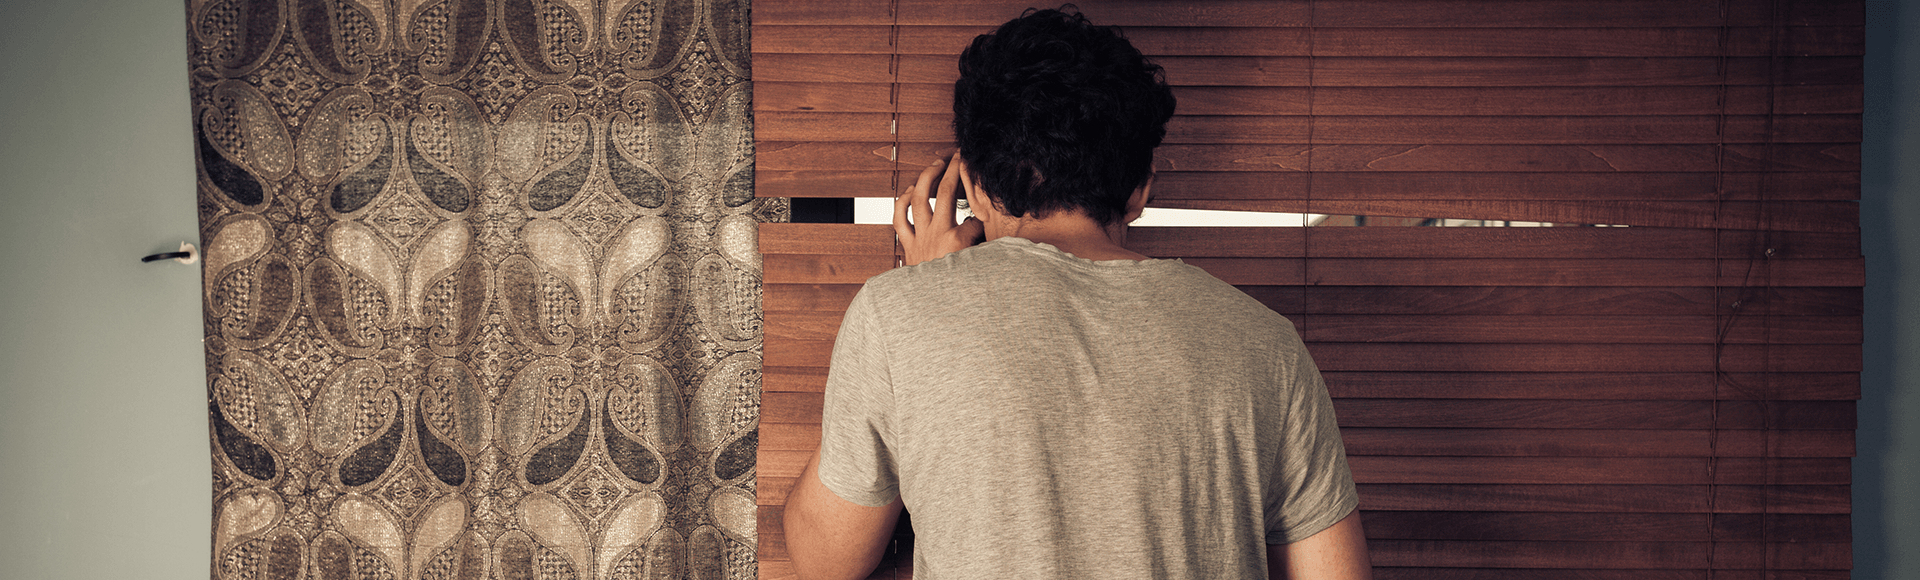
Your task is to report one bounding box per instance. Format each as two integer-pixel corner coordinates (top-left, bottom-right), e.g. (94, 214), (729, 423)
(190, 1), (774, 578)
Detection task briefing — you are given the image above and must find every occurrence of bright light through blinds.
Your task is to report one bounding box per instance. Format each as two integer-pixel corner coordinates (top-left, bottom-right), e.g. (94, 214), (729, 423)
(853, 197), (1318, 227)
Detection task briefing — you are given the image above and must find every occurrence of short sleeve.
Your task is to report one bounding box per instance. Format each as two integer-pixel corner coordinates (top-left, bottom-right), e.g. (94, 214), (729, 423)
(1265, 341), (1360, 544)
(815, 287), (902, 507)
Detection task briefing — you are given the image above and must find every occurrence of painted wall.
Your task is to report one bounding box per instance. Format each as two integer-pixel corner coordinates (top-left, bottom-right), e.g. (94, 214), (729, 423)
(0, 0), (1911, 578)
(0, 1), (208, 578)
(1860, 1), (1919, 577)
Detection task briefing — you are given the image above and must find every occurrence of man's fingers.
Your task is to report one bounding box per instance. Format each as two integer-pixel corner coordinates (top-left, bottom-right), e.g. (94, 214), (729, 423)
(911, 159), (944, 230)
(892, 186), (915, 241)
(933, 155), (963, 225)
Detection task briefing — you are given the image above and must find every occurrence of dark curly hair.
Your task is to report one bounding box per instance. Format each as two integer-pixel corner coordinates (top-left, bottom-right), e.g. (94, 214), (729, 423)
(953, 6), (1177, 226)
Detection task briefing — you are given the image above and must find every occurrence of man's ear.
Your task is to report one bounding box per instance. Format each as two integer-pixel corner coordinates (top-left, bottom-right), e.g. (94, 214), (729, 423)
(1121, 173), (1154, 225)
(959, 167), (1004, 224)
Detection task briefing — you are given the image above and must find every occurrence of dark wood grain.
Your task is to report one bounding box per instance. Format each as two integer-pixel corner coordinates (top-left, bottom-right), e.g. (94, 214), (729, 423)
(1368, 538), (1850, 569)
(1308, 343), (1860, 373)
(764, 365), (829, 393)
(1361, 512), (1849, 542)
(1321, 371), (1860, 401)
(1349, 456), (1845, 485)
(756, 25), (1860, 59)
(763, 254), (895, 284)
(1151, 144), (1859, 173)
(785, 53), (1864, 87)
(1330, 399), (1852, 430)
(1125, 228), (1862, 259)
(1356, 483), (1848, 514)
(1341, 428), (1853, 457)
(759, 223), (894, 256)
(756, 83), (1862, 116)
(1309, 0), (1861, 27)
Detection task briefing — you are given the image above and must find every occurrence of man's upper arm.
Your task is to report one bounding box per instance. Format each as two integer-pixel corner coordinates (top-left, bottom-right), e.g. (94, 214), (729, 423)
(1267, 509), (1372, 580)
(783, 450), (903, 580)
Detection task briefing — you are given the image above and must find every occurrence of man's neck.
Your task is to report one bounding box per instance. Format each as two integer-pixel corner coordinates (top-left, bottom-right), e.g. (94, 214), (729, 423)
(985, 212), (1149, 262)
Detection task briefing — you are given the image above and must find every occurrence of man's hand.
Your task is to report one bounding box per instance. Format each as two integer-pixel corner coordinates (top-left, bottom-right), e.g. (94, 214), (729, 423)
(893, 155), (985, 266)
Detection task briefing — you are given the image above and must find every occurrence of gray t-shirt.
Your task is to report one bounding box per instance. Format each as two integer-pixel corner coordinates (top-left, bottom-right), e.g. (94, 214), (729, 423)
(818, 237), (1357, 579)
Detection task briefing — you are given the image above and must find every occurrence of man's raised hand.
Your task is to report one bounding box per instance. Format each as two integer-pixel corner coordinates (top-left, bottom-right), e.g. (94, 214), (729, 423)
(893, 155), (985, 266)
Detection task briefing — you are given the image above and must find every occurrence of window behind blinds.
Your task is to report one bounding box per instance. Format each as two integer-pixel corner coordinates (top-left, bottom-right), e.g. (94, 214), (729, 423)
(754, 1), (1862, 578)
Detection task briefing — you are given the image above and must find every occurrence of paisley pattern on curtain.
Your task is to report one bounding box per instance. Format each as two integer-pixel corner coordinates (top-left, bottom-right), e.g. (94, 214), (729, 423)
(190, 1), (776, 578)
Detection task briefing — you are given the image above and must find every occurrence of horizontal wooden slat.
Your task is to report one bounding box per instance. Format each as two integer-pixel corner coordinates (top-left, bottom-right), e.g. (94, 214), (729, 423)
(753, 511), (1847, 575)
(755, 517), (1849, 568)
(763, 418), (1851, 458)
(763, 395), (1853, 432)
(1333, 400), (1853, 430)
(1323, 372), (1859, 401)
(764, 365), (830, 392)
(762, 111), (1861, 144)
(754, 53), (1860, 87)
(1342, 428), (1852, 457)
(1177, 258), (1861, 287)
(1258, 287), (1858, 317)
(1349, 456), (1847, 485)
(1152, 144), (1860, 172)
(759, 479), (1852, 514)
(767, 312), (1855, 345)
(754, 26), (1861, 58)
(1149, 171), (1862, 202)
(1309, 0), (1860, 28)
(1161, 115), (1861, 145)
(764, 339), (1864, 372)
(1309, 343), (1860, 372)
(1368, 539), (1848, 569)
(763, 284), (864, 312)
(759, 222), (894, 255)
(756, 0), (1861, 28)
(1357, 483), (1848, 513)
(1301, 315), (1856, 344)
(756, 83), (1863, 117)
(770, 369), (1858, 401)
(762, 392), (824, 424)
(754, 0), (1312, 27)
(766, 286), (1850, 321)
(764, 168), (1863, 200)
(1362, 512), (1848, 542)
(765, 284), (1861, 319)
(763, 254), (895, 284)
(762, 422), (821, 451)
(1122, 228), (1862, 259)
(1373, 570), (1845, 580)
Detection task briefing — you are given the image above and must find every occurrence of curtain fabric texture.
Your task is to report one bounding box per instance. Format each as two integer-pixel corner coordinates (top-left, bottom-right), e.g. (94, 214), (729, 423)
(192, 1), (774, 578)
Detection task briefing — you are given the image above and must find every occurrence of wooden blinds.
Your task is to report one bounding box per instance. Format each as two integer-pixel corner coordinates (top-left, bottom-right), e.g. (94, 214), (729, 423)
(754, 1), (1862, 578)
